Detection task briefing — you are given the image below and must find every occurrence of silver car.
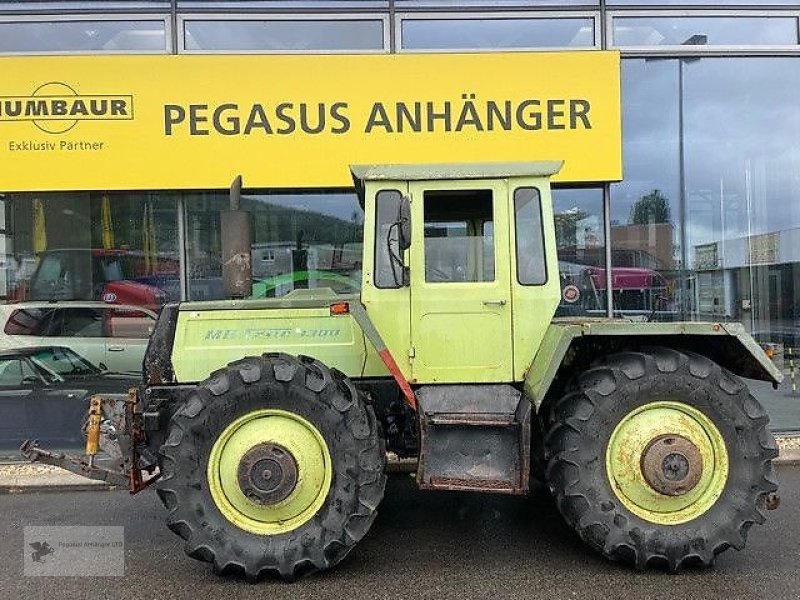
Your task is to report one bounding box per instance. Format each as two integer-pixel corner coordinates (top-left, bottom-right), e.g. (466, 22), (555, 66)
(0, 302), (156, 373)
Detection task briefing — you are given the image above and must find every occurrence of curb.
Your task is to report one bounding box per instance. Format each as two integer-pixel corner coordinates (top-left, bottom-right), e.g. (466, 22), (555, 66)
(775, 448), (800, 466)
(0, 483), (120, 494)
(0, 464), (122, 494)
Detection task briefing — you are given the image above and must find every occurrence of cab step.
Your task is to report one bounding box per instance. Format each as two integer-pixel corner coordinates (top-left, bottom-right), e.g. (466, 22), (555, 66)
(416, 384), (531, 495)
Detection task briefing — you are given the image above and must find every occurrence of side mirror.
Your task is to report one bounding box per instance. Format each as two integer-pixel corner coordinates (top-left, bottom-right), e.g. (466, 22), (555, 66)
(398, 196), (411, 251)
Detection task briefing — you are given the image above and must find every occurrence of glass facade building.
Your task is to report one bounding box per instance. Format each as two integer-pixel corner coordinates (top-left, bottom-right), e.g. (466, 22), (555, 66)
(0, 0), (798, 454)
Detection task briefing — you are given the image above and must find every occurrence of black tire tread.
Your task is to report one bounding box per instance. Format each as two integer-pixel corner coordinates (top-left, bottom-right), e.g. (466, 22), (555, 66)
(544, 347), (778, 572)
(156, 352), (387, 582)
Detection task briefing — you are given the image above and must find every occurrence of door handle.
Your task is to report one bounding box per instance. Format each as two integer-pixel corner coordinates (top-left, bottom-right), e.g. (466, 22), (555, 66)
(108, 346), (125, 352)
(483, 299), (507, 307)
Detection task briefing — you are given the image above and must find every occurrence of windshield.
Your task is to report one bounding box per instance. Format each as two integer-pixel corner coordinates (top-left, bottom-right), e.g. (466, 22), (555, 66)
(30, 347), (100, 378)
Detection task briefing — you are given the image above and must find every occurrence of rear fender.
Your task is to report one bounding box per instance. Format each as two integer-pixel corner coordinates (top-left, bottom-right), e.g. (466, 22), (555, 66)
(524, 320), (783, 410)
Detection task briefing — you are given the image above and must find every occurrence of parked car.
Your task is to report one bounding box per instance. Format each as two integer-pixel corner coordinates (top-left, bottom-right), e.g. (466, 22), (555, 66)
(0, 346), (140, 451)
(0, 302), (156, 373)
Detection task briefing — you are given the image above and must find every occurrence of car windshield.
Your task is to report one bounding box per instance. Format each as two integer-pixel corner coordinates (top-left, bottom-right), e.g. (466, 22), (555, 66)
(29, 347), (100, 378)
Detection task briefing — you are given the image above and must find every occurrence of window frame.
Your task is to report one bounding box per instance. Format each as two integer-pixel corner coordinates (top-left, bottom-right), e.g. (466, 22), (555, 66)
(513, 186), (548, 287)
(178, 12), (390, 54)
(607, 9), (800, 55)
(397, 10), (600, 53)
(422, 188), (496, 285)
(0, 13), (172, 55)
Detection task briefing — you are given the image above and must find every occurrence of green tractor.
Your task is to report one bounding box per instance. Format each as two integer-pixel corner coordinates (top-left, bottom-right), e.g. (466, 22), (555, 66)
(23, 161), (780, 581)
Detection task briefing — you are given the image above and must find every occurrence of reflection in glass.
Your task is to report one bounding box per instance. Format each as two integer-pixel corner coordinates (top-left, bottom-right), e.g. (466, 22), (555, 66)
(401, 17), (594, 50)
(613, 16), (798, 48)
(610, 0), (798, 5)
(514, 187), (546, 286)
(0, 345), (140, 454)
(184, 19), (384, 51)
(0, 2), (169, 9)
(552, 188), (605, 317)
(184, 191), (363, 300)
(177, 0), (388, 7)
(0, 20), (167, 52)
(374, 189), (404, 289)
(0, 191), (176, 454)
(423, 190), (494, 283)
(1, 192), (180, 306)
(614, 57), (800, 428)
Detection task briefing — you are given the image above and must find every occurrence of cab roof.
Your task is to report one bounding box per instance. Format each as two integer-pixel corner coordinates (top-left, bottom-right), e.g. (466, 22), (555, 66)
(350, 161), (563, 189)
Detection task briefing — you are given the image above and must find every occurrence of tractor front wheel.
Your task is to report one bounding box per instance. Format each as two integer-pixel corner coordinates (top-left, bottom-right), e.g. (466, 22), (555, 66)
(157, 353), (386, 581)
(544, 347), (778, 571)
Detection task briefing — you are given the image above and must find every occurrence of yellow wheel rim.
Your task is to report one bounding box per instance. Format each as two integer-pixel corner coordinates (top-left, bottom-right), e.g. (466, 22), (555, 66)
(207, 409), (332, 536)
(605, 401), (729, 525)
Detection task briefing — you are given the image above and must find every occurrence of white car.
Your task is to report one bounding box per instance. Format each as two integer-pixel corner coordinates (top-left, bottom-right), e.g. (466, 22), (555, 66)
(0, 302), (157, 374)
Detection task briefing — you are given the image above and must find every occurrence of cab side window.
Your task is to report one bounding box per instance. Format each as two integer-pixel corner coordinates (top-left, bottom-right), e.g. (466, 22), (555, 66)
(374, 189), (404, 289)
(514, 187), (547, 285)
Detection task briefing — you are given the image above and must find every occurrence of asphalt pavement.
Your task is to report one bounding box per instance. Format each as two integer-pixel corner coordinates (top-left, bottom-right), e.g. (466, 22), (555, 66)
(0, 467), (798, 600)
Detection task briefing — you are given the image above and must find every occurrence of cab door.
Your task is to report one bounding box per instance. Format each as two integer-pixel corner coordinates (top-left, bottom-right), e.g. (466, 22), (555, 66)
(409, 180), (513, 383)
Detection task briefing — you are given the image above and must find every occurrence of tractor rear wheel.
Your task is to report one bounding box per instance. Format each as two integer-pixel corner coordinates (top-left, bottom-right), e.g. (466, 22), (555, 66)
(544, 347), (778, 571)
(156, 353), (386, 582)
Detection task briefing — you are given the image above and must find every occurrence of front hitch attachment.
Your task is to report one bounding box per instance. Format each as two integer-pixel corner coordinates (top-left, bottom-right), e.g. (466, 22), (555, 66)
(20, 439), (129, 487)
(20, 390), (160, 494)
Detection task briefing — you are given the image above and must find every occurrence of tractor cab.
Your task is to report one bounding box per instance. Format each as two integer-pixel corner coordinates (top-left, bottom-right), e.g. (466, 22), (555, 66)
(353, 162), (563, 385)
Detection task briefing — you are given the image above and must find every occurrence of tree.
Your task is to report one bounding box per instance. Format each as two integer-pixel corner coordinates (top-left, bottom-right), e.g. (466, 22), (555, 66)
(629, 189), (672, 225)
(554, 208), (588, 248)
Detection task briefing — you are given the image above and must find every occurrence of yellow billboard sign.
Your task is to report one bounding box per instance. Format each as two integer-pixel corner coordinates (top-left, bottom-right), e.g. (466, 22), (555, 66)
(0, 52), (621, 192)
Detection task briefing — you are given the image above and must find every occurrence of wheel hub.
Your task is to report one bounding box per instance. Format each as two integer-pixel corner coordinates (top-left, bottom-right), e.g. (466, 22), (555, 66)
(640, 434), (703, 496)
(207, 409), (332, 535)
(237, 443), (298, 505)
(605, 401), (729, 525)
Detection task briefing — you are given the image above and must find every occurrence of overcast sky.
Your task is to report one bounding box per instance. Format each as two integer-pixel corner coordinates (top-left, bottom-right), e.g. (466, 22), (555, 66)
(611, 57), (800, 264)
